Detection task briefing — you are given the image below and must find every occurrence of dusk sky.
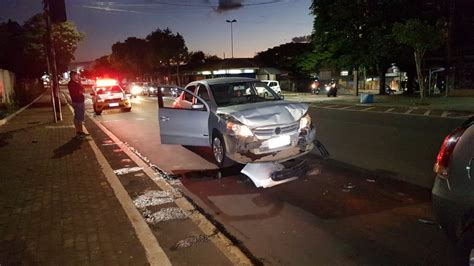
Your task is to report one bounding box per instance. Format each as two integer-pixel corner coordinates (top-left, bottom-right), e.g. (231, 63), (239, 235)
(0, 0), (314, 62)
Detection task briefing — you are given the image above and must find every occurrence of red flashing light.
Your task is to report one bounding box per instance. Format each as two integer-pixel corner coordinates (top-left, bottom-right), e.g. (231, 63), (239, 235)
(434, 127), (466, 178)
(96, 79), (118, 87)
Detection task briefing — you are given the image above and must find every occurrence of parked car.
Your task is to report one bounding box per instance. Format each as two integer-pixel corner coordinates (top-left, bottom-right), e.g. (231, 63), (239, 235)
(158, 77), (316, 167)
(432, 116), (474, 264)
(90, 79), (132, 115)
(125, 82), (147, 97)
(146, 84), (181, 97)
(261, 80), (282, 95)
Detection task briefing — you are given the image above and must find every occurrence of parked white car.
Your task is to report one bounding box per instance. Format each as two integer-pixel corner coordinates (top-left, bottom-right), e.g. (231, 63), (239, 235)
(262, 80), (281, 95)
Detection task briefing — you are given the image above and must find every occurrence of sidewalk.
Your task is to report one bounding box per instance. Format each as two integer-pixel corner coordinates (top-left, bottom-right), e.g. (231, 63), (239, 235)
(0, 94), (148, 264)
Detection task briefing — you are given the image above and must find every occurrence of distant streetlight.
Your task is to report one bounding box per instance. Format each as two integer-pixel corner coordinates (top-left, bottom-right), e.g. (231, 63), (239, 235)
(226, 19), (237, 58)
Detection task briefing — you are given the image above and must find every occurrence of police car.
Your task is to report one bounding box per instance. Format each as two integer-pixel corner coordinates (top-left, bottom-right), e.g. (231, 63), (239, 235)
(90, 79), (132, 115)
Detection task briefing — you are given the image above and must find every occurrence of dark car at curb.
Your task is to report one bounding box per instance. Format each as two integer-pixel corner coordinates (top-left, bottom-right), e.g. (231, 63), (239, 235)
(432, 116), (474, 264)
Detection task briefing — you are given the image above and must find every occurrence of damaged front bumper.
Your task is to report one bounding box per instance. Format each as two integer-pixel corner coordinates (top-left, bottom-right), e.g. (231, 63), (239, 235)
(223, 126), (316, 164)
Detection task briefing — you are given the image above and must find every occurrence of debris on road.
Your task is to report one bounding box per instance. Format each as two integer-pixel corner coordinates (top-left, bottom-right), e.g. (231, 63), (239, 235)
(344, 183), (355, 189)
(113, 166), (143, 175)
(417, 218), (437, 226)
(365, 178), (376, 183)
(307, 167), (321, 176)
(172, 235), (210, 250)
(241, 162), (298, 188)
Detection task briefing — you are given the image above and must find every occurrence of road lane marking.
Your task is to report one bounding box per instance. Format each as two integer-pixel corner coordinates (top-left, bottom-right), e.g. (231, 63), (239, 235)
(65, 104), (172, 266)
(404, 109), (414, 114)
(384, 108), (395, 113)
(424, 110), (431, 116)
(339, 106), (354, 109)
(361, 107), (376, 111)
(441, 111), (450, 117)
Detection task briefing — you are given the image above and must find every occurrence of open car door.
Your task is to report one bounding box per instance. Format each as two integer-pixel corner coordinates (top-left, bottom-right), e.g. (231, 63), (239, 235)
(157, 87), (211, 146)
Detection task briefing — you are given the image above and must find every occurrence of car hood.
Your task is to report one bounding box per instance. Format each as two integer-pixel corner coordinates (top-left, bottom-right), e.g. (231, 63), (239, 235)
(217, 101), (308, 127)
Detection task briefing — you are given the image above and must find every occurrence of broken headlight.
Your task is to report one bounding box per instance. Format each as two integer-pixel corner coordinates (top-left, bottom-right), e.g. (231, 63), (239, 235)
(227, 121), (254, 137)
(299, 113), (312, 129)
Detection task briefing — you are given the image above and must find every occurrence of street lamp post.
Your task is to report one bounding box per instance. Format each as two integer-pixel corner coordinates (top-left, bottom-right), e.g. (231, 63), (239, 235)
(226, 19), (237, 58)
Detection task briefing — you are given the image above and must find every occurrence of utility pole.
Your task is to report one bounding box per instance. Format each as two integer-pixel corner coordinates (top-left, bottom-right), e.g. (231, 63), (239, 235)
(226, 19), (237, 58)
(43, 0), (66, 122)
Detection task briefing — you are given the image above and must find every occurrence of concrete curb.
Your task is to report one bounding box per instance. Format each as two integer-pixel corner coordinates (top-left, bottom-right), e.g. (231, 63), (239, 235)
(0, 92), (46, 127)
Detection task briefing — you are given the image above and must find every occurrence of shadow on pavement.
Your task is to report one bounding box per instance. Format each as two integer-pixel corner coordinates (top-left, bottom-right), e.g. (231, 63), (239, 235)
(52, 137), (84, 159)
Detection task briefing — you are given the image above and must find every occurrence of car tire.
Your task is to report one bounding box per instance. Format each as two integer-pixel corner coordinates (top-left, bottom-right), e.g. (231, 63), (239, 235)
(123, 107), (132, 112)
(212, 133), (232, 168)
(93, 106), (102, 115)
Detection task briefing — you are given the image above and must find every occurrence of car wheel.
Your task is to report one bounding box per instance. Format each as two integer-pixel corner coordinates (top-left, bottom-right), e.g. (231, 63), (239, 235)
(93, 106), (102, 115)
(123, 107), (132, 112)
(212, 133), (234, 168)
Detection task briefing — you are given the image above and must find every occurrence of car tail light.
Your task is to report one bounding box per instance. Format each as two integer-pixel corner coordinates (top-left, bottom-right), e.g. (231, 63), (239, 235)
(433, 127), (466, 178)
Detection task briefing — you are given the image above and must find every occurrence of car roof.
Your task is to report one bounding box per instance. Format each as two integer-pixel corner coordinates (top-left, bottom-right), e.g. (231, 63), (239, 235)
(192, 77), (258, 86)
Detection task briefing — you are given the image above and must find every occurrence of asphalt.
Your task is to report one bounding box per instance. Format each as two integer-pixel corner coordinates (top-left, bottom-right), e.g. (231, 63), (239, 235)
(0, 92), (246, 265)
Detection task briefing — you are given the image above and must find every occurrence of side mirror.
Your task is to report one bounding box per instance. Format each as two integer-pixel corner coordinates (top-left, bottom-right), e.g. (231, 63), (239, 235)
(192, 104), (205, 110)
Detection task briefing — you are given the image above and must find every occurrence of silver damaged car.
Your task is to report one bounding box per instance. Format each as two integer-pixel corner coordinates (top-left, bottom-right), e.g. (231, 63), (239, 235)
(157, 77), (316, 167)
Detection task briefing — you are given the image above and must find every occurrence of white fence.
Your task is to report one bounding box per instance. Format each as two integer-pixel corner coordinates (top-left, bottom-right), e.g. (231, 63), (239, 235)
(0, 69), (15, 104)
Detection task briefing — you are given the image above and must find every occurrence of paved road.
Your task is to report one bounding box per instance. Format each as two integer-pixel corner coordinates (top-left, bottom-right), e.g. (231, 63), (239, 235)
(307, 106), (463, 188)
(85, 95), (458, 265)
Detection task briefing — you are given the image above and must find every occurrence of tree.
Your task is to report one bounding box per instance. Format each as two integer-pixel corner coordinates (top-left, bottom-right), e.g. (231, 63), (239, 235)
(256, 42), (311, 77)
(90, 55), (122, 78)
(22, 14), (83, 77)
(306, 0), (412, 93)
(146, 28), (188, 76)
(393, 19), (444, 101)
(111, 37), (149, 76)
(0, 20), (25, 74)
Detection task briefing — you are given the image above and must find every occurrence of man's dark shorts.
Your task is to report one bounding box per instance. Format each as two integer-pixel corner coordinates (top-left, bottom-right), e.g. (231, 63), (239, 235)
(72, 102), (85, 122)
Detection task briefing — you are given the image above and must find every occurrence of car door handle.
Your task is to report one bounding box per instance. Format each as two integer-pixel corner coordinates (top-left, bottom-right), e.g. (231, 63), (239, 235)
(160, 116), (170, 121)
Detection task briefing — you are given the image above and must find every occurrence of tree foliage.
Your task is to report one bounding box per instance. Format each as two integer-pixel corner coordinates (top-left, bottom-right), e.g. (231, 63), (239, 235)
(256, 42), (311, 76)
(305, 0), (424, 93)
(146, 28), (188, 70)
(0, 14), (83, 78)
(393, 19), (444, 101)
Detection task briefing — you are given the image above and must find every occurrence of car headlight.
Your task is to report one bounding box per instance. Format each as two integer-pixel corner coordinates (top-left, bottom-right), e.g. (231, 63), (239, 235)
(131, 86), (141, 95)
(299, 113), (311, 129)
(227, 121), (254, 137)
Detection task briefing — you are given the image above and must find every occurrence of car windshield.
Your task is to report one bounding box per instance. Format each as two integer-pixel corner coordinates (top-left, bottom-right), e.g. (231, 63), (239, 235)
(95, 85), (123, 94)
(209, 81), (278, 107)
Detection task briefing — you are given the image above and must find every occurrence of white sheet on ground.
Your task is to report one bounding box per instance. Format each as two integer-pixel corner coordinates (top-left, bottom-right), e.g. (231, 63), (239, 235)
(241, 162), (298, 188)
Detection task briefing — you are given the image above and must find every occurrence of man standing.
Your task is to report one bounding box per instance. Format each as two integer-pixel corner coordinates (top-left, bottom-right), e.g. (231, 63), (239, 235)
(67, 71), (87, 138)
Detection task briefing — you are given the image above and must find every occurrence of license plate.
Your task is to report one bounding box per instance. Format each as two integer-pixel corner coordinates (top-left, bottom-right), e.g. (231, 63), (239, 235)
(109, 103), (119, 107)
(267, 135), (291, 149)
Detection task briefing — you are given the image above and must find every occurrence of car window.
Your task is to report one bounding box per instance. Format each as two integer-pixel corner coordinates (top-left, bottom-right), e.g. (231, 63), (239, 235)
(209, 81), (278, 107)
(196, 84), (211, 103)
(161, 87), (206, 111)
(95, 85), (122, 94)
(269, 82), (277, 87)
